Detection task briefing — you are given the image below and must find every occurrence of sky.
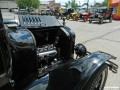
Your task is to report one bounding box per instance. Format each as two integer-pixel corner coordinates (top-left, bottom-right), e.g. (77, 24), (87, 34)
(40, 0), (104, 5)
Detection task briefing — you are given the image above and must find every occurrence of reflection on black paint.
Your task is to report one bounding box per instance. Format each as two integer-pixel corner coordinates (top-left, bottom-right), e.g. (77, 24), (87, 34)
(6, 29), (36, 50)
(0, 9), (4, 29)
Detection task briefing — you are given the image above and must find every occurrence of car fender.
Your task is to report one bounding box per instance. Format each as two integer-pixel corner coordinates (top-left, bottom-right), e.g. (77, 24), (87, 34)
(73, 51), (116, 90)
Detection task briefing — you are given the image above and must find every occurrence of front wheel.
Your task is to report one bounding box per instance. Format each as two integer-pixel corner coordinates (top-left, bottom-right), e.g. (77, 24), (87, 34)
(89, 19), (92, 23)
(99, 18), (103, 24)
(83, 64), (108, 90)
(109, 17), (112, 23)
(83, 16), (87, 22)
(73, 15), (76, 21)
(66, 15), (70, 20)
(56, 15), (59, 19)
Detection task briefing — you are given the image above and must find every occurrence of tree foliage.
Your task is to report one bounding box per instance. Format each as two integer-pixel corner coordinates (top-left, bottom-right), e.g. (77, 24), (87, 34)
(71, 0), (78, 10)
(82, 0), (107, 7)
(65, 1), (71, 8)
(82, 3), (88, 6)
(16, 0), (40, 9)
(94, 2), (102, 7)
(65, 0), (78, 10)
(101, 0), (108, 6)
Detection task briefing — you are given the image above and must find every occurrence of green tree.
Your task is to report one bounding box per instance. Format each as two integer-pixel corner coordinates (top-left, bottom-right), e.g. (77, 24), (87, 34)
(94, 2), (102, 7)
(32, 0), (40, 8)
(65, 1), (71, 8)
(101, 0), (108, 6)
(65, 0), (78, 10)
(65, 2), (68, 8)
(16, 0), (25, 8)
(82, 3), (88, 6)
(71, 0), (78, 10)
(16, 0), (40, 9)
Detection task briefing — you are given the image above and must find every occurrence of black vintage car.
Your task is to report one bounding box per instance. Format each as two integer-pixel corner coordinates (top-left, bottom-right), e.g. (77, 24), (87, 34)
(89, 7), (113, 24)
(62, 8), (74, 20)
(0, 9), (118, 90)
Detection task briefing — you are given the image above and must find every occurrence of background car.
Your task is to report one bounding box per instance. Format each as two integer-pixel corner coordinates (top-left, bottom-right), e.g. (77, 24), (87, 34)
(89, 7), (113, 24)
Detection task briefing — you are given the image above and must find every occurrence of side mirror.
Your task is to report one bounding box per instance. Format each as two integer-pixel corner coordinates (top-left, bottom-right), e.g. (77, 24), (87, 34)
(75, 44), (87, 58)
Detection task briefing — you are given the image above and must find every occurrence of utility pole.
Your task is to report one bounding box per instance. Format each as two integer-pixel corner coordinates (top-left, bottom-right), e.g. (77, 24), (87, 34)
(86, 0), (89, 12)
(79, 1), (81, 6)
(94, 0), (96, 6)
(53, 0), (55, 4)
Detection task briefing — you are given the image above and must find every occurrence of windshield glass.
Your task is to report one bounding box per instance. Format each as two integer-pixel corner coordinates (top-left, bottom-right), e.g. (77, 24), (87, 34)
(97, 8), (106, 13)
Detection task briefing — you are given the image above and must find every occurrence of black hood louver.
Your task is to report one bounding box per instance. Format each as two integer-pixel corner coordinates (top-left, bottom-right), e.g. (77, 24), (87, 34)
(20, 15), (45, 27)
(19, 15), (61, 28)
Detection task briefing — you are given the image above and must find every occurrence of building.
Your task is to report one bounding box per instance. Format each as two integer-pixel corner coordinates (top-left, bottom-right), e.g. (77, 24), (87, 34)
(0, 0), (17, 9)
(39, 1), (61, 10)
(0, 0), (61, 12)
(48, 1), (61, 10)
(39, 1), (49, 10)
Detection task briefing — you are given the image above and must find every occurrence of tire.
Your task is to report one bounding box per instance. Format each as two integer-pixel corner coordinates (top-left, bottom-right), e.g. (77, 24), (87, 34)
(109, 17), (112, 23)
(56, 15), (59, 19)
(99, 18), (103, 24)
(83, 16), (87, 22)
(75, 17), (78, 21)
(66, 15), (70, 20)
(75, 15), (79, 21)
(83, 64), (108, 90)
(89, 19), (92, 23)
(73, 15), (76, 21)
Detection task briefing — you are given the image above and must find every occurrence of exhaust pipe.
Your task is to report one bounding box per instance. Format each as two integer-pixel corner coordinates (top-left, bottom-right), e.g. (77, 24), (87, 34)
(0, 9), (4, 29)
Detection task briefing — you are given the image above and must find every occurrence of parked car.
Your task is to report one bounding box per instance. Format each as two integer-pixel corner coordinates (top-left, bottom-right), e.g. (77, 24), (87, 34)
(18, 9), (28, 15)
(79, 12), (90, 22)
(72, 10), (92, 22)
(89, 7), (113, 24)
(62, 8), (74, 20)
(9, 8), (19, 14)
(0, 9), (118, 90)
(76, 10), (90, 22)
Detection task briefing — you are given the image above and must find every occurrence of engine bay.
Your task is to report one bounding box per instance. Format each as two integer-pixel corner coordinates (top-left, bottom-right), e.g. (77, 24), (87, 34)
(29, 28), (62, 77)
(37, 44), (58, 76)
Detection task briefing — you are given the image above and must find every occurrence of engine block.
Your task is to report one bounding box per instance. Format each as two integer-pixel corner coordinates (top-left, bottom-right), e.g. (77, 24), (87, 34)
(37, 44), (57, 62)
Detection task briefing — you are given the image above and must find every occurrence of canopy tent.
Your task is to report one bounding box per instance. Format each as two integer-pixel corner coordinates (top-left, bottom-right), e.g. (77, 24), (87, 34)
(110, 0), (120, 20)
(110, 0), (120, 6)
